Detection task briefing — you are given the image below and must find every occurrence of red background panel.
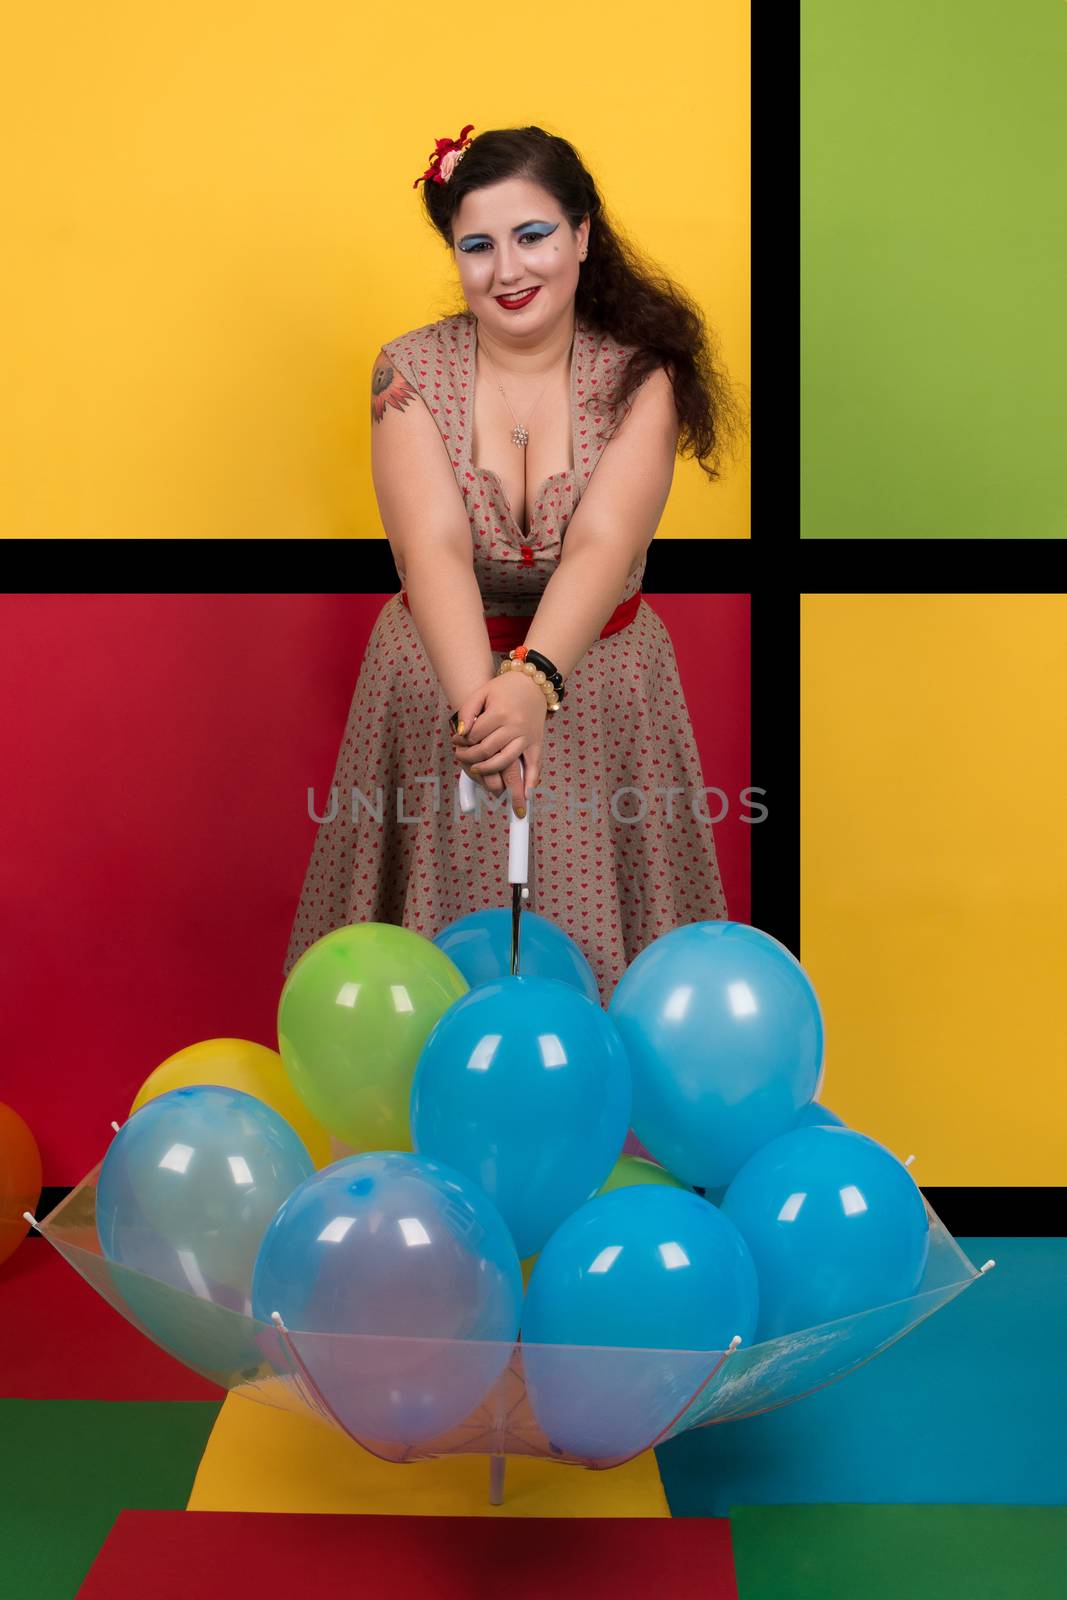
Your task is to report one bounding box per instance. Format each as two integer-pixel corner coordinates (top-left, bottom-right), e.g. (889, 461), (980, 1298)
(77, 1508), (739, 1599)
(0, 594), (749, 1184)
(0, 1239), (221, 1400)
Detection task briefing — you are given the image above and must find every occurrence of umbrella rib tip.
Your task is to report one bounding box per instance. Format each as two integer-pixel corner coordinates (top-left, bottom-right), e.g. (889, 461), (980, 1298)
(979, 1259), (996, 1273)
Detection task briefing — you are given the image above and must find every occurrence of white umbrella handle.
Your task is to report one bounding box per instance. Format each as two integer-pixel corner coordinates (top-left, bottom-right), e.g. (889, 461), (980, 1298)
(457, 768), (478, 814)
(457, 755), (529, 886)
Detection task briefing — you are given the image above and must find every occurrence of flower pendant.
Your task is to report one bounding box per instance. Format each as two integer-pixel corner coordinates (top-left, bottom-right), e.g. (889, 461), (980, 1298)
(511, 425), (529, 448)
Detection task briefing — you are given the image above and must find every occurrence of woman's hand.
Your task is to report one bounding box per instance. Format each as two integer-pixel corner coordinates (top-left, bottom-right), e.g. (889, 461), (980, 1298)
(450, 669), (547, 816)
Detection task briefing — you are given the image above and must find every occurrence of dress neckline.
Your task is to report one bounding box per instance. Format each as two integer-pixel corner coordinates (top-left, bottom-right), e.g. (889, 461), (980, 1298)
(460, 310), (585, 542)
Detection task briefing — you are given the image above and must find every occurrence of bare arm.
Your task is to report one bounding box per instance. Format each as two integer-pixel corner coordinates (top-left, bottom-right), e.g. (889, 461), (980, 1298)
(370, 347), (495, 712)
(523, 539), (640, 681)
(403, 548), (497, 720)
(522, 366), (679, 677)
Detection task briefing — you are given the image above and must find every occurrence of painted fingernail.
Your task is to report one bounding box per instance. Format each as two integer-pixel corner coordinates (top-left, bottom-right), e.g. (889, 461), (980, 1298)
(515, 806), (527, 818)
(457, 720), (466, 735)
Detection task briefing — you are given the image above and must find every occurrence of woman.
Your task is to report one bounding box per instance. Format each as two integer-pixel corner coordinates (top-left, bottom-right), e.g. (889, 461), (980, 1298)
(283, 123), (744, 1008)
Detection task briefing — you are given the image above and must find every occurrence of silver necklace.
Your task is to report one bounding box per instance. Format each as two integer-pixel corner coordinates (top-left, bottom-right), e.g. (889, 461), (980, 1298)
(476, 336), (566, 448)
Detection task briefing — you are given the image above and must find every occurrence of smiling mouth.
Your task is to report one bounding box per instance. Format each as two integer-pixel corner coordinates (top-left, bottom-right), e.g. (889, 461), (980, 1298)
(496, 287), (541, 303)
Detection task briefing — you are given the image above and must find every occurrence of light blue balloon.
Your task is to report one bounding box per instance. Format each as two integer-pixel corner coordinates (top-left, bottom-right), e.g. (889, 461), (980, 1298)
(522, 1186), (759, 1459)
(793, 1101), (845, 1130)
(608, 921), (824, 1189)
(251, 1152), (522, 1444)
(411, 975), (631, 1259)
(97, 1085), (315, 1309)
(433, 909), (599, 1003)
(720, 1125), (930, 1341)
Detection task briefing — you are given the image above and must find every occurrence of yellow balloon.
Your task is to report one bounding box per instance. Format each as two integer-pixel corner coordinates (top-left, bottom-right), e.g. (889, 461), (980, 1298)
(520, 1253), (538, 1290)
(129, 1038), (334, 1169)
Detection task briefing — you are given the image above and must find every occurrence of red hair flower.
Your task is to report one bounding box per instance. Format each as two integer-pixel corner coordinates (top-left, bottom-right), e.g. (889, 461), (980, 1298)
(412, 123), (475, 188)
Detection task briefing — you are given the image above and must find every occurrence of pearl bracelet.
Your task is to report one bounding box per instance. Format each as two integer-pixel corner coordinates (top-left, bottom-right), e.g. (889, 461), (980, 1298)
(497, 645), (566, 713)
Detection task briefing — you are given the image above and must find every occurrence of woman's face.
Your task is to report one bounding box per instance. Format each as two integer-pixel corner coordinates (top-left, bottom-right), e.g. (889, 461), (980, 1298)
(451, 178), (589, 334)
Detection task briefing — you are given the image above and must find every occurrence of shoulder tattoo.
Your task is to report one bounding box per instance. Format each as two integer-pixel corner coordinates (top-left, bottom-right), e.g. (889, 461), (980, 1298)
(371, 352), (420, 424)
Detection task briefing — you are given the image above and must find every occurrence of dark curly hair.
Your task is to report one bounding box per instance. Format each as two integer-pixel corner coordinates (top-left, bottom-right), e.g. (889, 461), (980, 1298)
(418, 124), (748, 485)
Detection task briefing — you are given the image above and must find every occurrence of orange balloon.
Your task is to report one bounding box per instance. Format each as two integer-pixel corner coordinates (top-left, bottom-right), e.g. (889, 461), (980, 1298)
(0, 1101), (43, 1269)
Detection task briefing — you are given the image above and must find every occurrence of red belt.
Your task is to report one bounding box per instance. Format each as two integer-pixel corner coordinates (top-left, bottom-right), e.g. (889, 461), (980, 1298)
(400, 587), (641, 652)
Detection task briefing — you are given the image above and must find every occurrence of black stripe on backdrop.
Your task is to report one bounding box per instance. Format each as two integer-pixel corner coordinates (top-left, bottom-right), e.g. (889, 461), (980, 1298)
(32, 1189), (1059, 1237)
(14, 538), (1067, 586)
(22, 562), (1061, 1233)
(6, 537), (749, 590)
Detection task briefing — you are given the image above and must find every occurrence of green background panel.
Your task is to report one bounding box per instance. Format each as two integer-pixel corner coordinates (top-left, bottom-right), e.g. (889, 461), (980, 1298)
(802, 1), (1067, 537)
(0, 1399), (221, 1599)
(730, 1505), (1067, 1600)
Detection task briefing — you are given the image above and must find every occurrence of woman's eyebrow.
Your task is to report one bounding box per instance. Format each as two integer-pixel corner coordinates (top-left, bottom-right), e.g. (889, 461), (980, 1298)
(457, 219), (555, 244)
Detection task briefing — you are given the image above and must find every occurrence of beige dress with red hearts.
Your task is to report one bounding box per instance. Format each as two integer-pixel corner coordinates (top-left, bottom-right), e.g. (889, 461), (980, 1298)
(282, 310), (728, 1009)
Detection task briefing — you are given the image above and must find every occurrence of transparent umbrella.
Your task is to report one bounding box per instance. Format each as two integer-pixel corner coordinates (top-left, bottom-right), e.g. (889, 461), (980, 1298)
(25, 1174), (991, 1506)
(26, 760), (994, 1504)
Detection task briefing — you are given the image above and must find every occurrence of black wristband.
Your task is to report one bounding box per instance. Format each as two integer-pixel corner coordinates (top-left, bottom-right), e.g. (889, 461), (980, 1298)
(523, 648), (565, 691)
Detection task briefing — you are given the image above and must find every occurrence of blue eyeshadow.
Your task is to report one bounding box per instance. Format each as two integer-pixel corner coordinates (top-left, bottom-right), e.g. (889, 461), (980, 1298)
(458, 221), (560, 252)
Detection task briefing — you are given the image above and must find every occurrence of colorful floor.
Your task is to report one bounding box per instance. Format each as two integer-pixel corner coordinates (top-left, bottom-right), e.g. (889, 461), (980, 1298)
(2, 1234), (1064, 1596)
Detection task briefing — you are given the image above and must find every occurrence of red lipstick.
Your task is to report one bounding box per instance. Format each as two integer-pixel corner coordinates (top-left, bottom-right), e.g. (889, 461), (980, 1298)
(496, 286), (541, 310)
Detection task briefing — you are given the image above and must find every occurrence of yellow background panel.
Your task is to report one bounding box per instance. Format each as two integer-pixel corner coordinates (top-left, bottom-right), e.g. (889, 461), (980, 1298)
(2, 4), (747, 538)
(801, 594), (1067, 1186)
(188, 1391), (670, 1517)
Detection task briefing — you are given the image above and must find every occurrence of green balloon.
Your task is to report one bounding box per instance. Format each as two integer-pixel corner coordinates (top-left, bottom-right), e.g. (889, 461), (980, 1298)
(596, 1154), (688, 1196)
(277, 923), (468, 1151)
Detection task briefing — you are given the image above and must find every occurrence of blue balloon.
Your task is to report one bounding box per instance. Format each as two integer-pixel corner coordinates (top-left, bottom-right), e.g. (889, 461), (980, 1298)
(433, 909), (599, 1003)
(251, 1152), (522, 1444)
(609, 921), (824, 1188)
(522, 1186), (759, 1459)
(411, 976), (631, 1258)
(720, 1125), (930, 1341)
(97, 1085), (315, 1309)
(793, 1102), (845, 1130)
